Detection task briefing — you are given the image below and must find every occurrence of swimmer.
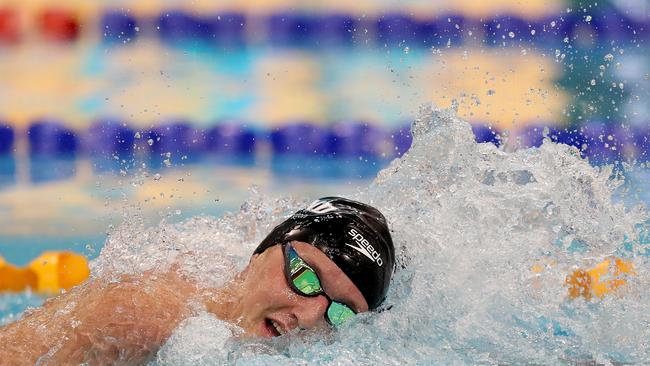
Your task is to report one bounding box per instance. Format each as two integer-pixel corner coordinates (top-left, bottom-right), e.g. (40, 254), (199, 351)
(0, 197), (395, 365)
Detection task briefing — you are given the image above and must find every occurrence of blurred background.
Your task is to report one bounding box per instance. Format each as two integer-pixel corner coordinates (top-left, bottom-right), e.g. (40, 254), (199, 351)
(0, 0), (648, 266)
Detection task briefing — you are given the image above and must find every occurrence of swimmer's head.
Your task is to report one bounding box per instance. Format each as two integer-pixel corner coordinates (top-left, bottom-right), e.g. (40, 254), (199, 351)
(253, 197), (395, 310)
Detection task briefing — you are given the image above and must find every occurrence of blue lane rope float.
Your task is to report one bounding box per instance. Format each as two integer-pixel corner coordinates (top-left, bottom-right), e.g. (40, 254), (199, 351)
(205, 122), (256, 155)
(391, 125), (413, 157)
(471, 124), (502, 147)
(150, 11), (649, 48)
(100, 10), (139, 44)
(328, 122), (392, 158)
(86, 119), (136, 157)
(28, 120), (78, 156)
(11, 121), (650, 163)
(270, 123), (331, 156)
(266, 13), (358, 48)
(0, 119), (647, 186)
(5, 8), (647, 48)
(485, 15), (536, 46)
(145, 122), (204, 163)
(0, 124), (14, 155)
(156, 11), (247, 47)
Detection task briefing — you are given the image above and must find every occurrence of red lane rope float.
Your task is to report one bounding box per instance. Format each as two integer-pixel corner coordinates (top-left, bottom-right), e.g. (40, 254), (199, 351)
(38, 8), (80, 42)
(0, 7), (20, 44)
(0, 252), (90, 293)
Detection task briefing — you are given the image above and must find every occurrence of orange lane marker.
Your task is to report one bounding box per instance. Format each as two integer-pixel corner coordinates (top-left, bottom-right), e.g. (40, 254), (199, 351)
(565, 258), (635, 300)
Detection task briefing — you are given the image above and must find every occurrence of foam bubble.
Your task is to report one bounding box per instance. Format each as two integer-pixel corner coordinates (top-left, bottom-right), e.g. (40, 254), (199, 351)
(98, 104), (649, 364)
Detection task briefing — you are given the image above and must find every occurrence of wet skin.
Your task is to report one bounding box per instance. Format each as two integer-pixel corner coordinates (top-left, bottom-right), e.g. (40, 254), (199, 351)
(0, 241), (368, 364)
(205, 241), (369, 337)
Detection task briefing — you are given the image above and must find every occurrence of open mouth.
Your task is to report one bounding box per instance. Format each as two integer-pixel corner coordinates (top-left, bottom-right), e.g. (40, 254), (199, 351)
(264, 318), (284, 337)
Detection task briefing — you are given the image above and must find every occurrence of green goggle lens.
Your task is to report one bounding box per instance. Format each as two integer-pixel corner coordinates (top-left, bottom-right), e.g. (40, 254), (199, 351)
(292, 266), (322, 295)
(326, 301), (356, 326)
(285, 245), (357, 326)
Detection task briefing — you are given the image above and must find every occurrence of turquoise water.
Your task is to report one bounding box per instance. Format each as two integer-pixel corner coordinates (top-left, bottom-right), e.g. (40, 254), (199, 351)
(2, 107), (649, 365)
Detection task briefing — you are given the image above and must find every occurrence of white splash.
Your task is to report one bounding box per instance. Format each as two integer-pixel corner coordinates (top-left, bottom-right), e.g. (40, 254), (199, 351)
(98, 104), (649, 365)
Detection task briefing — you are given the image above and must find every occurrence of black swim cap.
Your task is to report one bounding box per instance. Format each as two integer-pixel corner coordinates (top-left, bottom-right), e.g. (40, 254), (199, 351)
(254, 197), (395, 310)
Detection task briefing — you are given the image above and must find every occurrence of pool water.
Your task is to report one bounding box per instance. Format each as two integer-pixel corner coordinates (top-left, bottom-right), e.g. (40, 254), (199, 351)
(2, 106), (650, 365)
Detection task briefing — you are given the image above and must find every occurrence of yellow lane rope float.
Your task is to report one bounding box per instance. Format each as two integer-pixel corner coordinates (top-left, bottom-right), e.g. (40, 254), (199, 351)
(0, 252), (90, 293)
(565, 258), (635, 300)
(0, 255), (37, 292)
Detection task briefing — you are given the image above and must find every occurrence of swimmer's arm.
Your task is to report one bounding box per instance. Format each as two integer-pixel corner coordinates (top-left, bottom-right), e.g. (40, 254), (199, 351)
(0, 270), (200, 365)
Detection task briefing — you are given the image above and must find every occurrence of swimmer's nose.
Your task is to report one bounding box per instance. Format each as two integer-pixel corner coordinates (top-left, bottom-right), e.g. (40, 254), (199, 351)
(294, 294), (330, 329)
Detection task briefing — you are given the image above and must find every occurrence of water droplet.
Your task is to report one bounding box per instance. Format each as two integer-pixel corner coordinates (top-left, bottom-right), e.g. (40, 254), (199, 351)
(134, 132), (141, 139)
(604, 53), (614, 62)
(585, 15), (592, 22)
(487, 89), (496, 96)
(147, 138), (154, 146)
(508, 31), (515, 38)
(153, 173), (161, 181)
(530, 29), (536, 35)
(590, 79), (596, 86)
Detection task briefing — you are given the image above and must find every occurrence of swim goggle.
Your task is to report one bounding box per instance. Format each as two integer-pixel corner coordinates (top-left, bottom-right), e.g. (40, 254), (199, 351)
(282, 243), (357, 326)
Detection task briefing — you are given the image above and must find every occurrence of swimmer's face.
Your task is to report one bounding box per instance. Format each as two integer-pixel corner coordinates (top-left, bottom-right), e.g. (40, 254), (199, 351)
(238, 241), (368, 338)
